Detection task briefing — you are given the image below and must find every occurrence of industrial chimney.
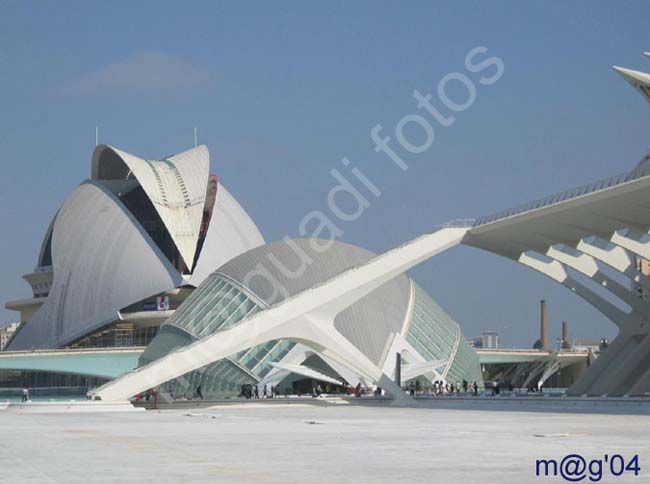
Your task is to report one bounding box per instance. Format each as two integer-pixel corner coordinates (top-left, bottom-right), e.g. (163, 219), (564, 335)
(562, 321), (569, 349)
(540, 299), (549, 350)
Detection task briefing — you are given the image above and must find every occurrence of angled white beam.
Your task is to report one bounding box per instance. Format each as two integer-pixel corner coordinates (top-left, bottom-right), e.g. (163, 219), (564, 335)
(611, 230), (650, 260)
(546, 246), (598, 277)
(537, 360), (561, 389)
(522, 360), (547, 389)
(269, 362), (343, 386)
(261, 343), (364, 388)
(518, 253), (568, 283)
(258, 344), (315, 388)
(380, 332), (428, 380)
(546, 246), (647, 315)
(90, 227), (469, 401)
(518, 252), (634, 328)
(401, 359), (447, 382)
(578, 238), (650, 290)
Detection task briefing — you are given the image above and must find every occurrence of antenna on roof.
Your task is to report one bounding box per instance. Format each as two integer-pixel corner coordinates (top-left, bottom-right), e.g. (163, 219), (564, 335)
(194, 127), (198, 148)
(95, 126), (99, 146)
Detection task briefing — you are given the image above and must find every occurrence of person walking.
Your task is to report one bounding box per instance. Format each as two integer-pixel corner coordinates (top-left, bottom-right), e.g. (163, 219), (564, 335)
(462, 379), (468, 393)
(472, 381), (478, 396)
(263, 384), (268, 398)
(21, 387), (29, 402)
(254, 385), (259, 399)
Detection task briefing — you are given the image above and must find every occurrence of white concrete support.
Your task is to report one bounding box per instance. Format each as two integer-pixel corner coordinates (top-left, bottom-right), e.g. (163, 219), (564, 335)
(522, 361), (547, 389)
(537, 360), (561, 389)
(629, 370), (650, 396)
(546, 246), (648, 316)
(604, 334), (650, 396)
(268, 362), (343, 386)
(611, 230), (650, 260)
(518, 252), (636, 328)
(400, 359), (447, 382)
(576, 238), (650, 290)
(379, 332), (442, 382)
(258, 344), (317, 388)
(568, 336), (629, 395)
(578, 333), (650, 396)
(259, 343), (364, 389)
(90, 227), (468, 402)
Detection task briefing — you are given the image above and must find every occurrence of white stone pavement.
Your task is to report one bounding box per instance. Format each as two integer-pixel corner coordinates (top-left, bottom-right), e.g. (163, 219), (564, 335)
(1, 399), (649, 483)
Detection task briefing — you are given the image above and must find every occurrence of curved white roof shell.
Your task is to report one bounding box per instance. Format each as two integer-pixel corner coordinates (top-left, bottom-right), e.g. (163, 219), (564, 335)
(189, 183), (265, 286)
(91, 144), (210, 268)
(215, 239), (412, 366)
(9, 181), (183, 350)
(613, 65), (650, 102)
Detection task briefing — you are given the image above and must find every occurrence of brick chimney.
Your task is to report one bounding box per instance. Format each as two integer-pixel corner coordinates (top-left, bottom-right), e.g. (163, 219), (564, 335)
(540, 299), (549, 350)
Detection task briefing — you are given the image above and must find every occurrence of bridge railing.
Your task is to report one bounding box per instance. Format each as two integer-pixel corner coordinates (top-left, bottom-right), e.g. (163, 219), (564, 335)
(473, 157), (650, 227)
(0, 346), (146, 356)
(433, 219), (476, 230)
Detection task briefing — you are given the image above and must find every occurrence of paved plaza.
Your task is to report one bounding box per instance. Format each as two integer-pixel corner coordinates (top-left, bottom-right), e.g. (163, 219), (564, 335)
(1, 399), (649, 483)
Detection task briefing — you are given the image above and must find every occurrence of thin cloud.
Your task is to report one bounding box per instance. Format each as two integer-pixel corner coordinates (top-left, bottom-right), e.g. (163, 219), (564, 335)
(54, 51), (209, 96)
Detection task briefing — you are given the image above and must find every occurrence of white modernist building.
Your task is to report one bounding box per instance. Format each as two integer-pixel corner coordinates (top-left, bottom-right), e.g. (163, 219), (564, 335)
(4, 144), (481, 398)
(91, 54), (650, 401)
(6, 144), (264, 351)
(7, 53), (650, 401)
(136, 239), (481, 399)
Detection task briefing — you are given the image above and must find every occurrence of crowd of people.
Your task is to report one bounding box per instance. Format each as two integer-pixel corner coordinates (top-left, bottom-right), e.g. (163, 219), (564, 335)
(139, 378), (533, 402)
(408, 379), (480, 397)
(239, 383), (283, 399)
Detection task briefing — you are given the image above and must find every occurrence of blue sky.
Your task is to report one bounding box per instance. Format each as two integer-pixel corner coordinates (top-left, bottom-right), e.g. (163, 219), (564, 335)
(1, 1), (649, 347)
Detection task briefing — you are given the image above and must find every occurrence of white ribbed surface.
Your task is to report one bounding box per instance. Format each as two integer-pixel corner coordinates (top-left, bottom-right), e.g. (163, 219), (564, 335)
(215, 239), (411, 366)
(92, 145), (210, 268)
(8, 181), (182, 350)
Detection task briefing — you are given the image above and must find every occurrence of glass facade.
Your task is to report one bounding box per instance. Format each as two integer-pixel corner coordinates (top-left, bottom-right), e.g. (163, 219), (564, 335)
(66, 323), (159, 349)
(446, 335), (483, 385)
(0, 369), (108, 393)
(406, 284), (483, 386)
(140, 273), (296, 398)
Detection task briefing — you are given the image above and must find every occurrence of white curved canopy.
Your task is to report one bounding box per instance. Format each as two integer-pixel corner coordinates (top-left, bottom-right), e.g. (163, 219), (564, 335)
(613, 65), (650, 102)
(92, 144), (210, 269)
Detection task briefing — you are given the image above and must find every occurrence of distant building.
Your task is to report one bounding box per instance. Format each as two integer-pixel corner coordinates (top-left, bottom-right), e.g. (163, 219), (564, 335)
(471, 332), (500, 349)
(482, 332), (500, 349)
(0, 323), (20, 350)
